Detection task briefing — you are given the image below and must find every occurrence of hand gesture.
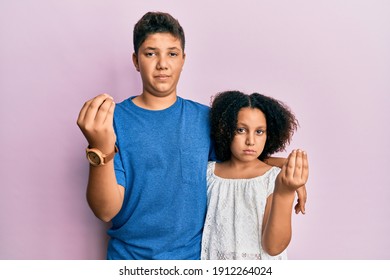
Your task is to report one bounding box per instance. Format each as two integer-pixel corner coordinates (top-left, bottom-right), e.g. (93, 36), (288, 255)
(76, 93), (116, 153)
(275, 150), (309, 212)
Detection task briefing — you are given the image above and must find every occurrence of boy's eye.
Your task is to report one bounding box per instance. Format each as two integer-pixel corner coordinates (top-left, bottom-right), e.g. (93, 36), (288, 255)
(145, 52), (155, 57)
(169, 52), (178, 57)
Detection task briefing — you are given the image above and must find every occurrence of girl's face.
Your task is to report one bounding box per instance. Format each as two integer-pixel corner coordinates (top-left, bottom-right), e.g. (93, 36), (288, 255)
(230, 107), (267, 163)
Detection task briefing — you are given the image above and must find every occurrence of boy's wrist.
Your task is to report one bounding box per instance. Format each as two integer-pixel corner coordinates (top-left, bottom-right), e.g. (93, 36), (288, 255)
(86, 145), (118, 166)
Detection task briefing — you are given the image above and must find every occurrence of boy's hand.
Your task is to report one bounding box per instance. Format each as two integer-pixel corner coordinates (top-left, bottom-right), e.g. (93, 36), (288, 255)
(294, 185), (307, 214)
(76, 93), (116, 154)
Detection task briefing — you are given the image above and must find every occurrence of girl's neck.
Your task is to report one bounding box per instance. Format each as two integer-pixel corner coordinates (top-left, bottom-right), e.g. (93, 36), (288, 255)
(215, 159), (271, 179)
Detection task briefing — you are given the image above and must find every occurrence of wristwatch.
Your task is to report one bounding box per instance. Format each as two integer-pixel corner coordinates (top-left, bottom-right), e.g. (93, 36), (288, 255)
(86, 145), (118, 166)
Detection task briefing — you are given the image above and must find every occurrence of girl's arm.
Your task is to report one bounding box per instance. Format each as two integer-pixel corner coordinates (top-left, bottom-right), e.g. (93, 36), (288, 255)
(261, 150), (309, 256)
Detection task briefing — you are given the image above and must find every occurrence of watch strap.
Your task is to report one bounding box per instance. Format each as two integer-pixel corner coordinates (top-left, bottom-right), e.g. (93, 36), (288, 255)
(103, 145), (119, 164)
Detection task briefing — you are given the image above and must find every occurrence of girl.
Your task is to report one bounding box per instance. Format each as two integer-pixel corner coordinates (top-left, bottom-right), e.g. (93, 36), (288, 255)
(201, 90), (309, 260)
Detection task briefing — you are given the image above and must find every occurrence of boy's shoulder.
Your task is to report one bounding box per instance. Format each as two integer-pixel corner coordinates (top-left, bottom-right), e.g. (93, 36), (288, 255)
(179, 96), (210, 111)
(115, 97), (132, 109)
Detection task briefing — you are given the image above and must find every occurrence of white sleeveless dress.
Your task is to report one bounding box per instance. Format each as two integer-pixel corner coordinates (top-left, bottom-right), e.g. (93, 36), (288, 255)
(201, 161), (287, 260)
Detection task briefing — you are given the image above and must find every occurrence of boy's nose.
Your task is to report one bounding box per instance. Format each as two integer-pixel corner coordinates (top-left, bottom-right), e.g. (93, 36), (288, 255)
(157, 56), (168, 70)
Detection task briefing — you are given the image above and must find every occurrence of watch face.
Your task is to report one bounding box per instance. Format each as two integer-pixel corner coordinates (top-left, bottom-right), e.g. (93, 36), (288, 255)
(87, 151), (102, 166)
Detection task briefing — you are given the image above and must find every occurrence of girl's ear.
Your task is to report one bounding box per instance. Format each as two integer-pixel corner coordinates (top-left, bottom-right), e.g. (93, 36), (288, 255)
(132, 53), (140, 72)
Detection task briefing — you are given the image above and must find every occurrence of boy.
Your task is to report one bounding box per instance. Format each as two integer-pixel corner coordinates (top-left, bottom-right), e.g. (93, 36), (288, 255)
(77, 11), (212, 259)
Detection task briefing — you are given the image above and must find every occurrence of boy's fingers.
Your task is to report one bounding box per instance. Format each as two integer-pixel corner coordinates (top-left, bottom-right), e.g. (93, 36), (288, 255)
(77, 99), (91, 125)
(105, 100), (116, 126)
(94, 97), (115, 125)
(294, 182), (307, 214)
(84, 94), (113, 124)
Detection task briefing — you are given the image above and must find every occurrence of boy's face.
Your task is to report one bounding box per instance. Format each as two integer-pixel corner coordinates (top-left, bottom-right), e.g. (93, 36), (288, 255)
(133, 33), (185, 98)
(230, 108), (267, 163)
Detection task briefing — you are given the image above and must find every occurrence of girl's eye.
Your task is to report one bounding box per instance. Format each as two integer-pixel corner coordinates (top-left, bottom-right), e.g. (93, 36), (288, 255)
(236, 128), (246, 134)
(256, 130), (265, 135)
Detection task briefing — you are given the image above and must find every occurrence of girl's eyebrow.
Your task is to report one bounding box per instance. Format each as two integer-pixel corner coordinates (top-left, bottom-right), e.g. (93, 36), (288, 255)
(237, 122), (266, 128)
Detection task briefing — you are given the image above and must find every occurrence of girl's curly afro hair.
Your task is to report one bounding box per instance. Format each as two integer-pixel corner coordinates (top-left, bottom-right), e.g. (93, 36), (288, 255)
(210, 90), (298, 161)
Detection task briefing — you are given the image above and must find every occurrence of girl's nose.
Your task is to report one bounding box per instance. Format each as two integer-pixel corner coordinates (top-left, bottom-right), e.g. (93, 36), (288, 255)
(245, 135), (255, 146)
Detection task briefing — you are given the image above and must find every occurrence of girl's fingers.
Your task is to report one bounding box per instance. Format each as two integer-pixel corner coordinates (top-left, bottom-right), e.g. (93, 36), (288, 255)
(285, 150), (296, 178)
(293, 150), (303, 179)
(283, 150), (309, 188)
(301, 151), (309, 182)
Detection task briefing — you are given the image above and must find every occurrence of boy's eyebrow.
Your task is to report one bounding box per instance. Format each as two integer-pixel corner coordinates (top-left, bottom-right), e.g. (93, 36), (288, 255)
(143, 46), (182, 51)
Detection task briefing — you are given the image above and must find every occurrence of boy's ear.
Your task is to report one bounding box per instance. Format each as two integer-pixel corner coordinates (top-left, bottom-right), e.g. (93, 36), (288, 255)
(132, 52), (140, 72)
(181, 52), (186, 71)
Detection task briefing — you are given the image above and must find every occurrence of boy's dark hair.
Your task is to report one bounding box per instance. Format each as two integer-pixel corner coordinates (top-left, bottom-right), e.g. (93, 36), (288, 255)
(133, 11), (185, 55)
(210, 90), (298, 161)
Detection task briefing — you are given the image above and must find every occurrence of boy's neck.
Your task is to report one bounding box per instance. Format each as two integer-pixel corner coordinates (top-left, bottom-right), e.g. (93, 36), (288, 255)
(132, 92), (177, 110)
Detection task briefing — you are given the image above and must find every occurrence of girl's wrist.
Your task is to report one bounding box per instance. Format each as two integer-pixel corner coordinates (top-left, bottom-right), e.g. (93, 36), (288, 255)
(274, 182), (296, 198)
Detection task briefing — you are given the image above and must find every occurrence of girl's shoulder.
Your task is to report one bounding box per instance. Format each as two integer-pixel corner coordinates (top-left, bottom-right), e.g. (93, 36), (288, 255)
(266, 166), (282, 180)
(207, 161), (217, 177)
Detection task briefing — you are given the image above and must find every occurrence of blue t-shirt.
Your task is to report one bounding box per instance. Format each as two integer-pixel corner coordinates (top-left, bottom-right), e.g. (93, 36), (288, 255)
(108, 96), (213, 259)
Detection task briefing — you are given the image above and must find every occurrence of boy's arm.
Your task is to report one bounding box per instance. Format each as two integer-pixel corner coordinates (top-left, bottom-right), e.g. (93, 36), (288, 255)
(262, 150), (309, 256)
(77, 94), (124, 222)
(264, 156), (286, 168)
(86, 160), (124, 222)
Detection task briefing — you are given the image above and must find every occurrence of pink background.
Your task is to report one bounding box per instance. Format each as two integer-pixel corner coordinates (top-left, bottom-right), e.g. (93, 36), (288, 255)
(1, 0), (389, 259)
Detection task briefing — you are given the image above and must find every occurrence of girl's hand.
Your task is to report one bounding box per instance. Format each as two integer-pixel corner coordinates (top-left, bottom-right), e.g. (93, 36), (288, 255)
(76, 93), (117, 153)
(276, 149), (309, 198)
